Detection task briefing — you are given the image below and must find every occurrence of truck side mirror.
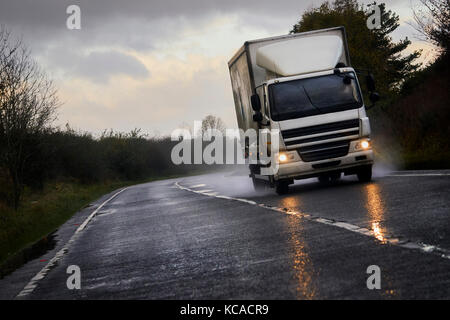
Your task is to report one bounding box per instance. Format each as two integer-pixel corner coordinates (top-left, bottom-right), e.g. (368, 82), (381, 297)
(253, 112), (263, 122)
(366, 74), (376, 92)
(251, 94), (261, 111)
(369, 92), (380, 103)
(366, 92), (380, 110)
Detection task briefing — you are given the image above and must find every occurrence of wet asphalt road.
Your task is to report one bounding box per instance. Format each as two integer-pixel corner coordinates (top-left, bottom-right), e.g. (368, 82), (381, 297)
(0, 168), (449, 299)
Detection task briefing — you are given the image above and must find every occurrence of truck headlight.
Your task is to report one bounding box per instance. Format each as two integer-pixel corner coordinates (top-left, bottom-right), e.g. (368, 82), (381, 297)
(361, 140), (370, 149)
(356, 139), (371, 150)
(278, 152), (296, 163)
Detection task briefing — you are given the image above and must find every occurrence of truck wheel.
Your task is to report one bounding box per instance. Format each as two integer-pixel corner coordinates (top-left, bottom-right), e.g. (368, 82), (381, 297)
(319, 173), (340, 184)
(275, 181), (289, 195)
(330, 172), (341, 182)
(318, 175), (330, 184)
(357, 165), (372, 182)
(252, 177), (265, 191)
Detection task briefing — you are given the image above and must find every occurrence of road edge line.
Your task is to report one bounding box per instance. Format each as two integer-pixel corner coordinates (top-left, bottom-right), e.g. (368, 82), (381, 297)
(15, 187), (129, 298)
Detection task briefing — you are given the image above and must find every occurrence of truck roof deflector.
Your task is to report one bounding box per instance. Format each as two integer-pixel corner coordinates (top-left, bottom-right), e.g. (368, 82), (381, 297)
(255, 35), (344, 77)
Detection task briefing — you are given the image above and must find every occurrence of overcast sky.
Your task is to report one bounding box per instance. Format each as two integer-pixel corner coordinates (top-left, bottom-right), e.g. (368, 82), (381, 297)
(0, 0), (435, 136)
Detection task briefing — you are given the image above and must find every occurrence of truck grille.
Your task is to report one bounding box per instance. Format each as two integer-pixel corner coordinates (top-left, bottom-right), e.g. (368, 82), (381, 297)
(298, 141), (350, 162)
(281, 119), (359, 162)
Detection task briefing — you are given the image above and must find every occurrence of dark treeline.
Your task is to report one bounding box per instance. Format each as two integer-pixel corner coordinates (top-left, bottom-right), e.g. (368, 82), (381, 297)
(291, 0), (450, 168)
(379, 53), (450, 168)
(0, 127), (214, 207)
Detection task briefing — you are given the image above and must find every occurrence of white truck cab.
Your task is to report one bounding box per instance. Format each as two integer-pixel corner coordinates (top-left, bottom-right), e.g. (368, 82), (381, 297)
(228, 27), (378, 194)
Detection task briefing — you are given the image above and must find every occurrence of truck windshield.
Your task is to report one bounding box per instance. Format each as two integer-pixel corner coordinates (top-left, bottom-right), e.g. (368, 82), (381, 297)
(268, 72), (363, 121)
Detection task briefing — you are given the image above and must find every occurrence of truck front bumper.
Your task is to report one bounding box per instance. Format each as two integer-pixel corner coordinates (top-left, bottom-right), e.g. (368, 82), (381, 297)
(274, 149), (374, 181)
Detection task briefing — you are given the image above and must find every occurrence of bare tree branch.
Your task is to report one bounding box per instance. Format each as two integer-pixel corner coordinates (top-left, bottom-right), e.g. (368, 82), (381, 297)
(0, 25), (60, 209)
(410, 0), (450, 55)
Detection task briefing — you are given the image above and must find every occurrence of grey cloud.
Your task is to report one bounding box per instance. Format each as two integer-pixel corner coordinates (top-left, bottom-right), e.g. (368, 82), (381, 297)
(76, 51), (149, 82)
(0, 0), (313, 52)
(44, 48), (149, 83)
(0, 0), (311, 28)
(0, 0), (412, 38)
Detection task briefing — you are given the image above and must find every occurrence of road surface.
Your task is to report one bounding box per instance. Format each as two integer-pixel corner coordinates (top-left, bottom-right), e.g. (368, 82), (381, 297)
(1, 168), (449, 299)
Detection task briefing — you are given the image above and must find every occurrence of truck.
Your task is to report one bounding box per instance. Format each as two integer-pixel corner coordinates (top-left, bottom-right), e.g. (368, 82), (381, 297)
(228, 26), (378, 194)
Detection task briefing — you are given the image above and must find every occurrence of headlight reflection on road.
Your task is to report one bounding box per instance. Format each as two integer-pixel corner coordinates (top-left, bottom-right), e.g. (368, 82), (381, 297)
(281, 196), (302, 209)
(281, 197), (317, 299)
(364, 184), (398, 298)
(364, 184), (387, 243)
(372, 222), (385, 242)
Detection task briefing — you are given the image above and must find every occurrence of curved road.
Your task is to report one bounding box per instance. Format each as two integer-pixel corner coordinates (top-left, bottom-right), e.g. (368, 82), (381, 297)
(1, 168), (449, 299)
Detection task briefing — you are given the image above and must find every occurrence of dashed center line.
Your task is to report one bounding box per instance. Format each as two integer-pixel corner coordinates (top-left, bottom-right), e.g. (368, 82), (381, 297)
(189, 184), (206, 188)
(175, 181), (450, 261)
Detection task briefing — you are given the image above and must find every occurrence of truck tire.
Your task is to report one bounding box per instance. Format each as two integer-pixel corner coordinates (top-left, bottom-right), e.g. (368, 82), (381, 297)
(357, 165), (372, 182)
(252, 177), (265, 191)
(330, 172), (341, 182)
(319, 172), (341, 184)
(275, 181), (289, 195)
(318, 175), (330, 184)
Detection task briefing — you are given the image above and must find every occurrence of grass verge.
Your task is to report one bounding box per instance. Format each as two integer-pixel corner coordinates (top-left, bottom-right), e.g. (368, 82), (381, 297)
(0, 180), (136, 267)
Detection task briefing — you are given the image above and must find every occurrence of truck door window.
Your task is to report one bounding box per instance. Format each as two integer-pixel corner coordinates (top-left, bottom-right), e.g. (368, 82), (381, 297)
(264, 92), (269, 116)
(256, 87), (268, 117)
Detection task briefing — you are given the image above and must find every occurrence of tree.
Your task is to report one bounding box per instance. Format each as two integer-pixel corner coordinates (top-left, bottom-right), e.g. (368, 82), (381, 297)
(200, 115), (225, 138)
(0, 27), (59, 209)
(290, 0), (421, 107)
(412, 0), (450, 55)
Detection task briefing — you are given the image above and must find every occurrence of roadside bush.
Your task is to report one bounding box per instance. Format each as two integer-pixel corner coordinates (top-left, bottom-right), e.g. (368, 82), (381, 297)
(0, 127), (213, 209)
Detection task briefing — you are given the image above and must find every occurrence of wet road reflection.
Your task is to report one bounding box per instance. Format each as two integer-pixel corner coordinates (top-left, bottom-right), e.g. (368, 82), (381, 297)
(280, 195), (302, 210)
(363, 184), (400, 297)
(372, 222), (385, 242)
(282, 197), (317, 299)
(364, 183), (387, 243)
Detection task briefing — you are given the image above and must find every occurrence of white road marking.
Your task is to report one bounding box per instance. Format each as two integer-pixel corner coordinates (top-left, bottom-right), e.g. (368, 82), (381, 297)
(189, 184), (206, 188)
(203, 192), (218, 196)
(16, 187), (128, 298)
(175, 182), (450, 261)
(386, 174), (450, 177)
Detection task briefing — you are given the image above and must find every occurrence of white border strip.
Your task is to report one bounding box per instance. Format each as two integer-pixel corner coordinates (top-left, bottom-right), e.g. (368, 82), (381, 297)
(386, 174), (450, 177)
(175, 182), (450, 261)
(16, 187), (128, 298)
